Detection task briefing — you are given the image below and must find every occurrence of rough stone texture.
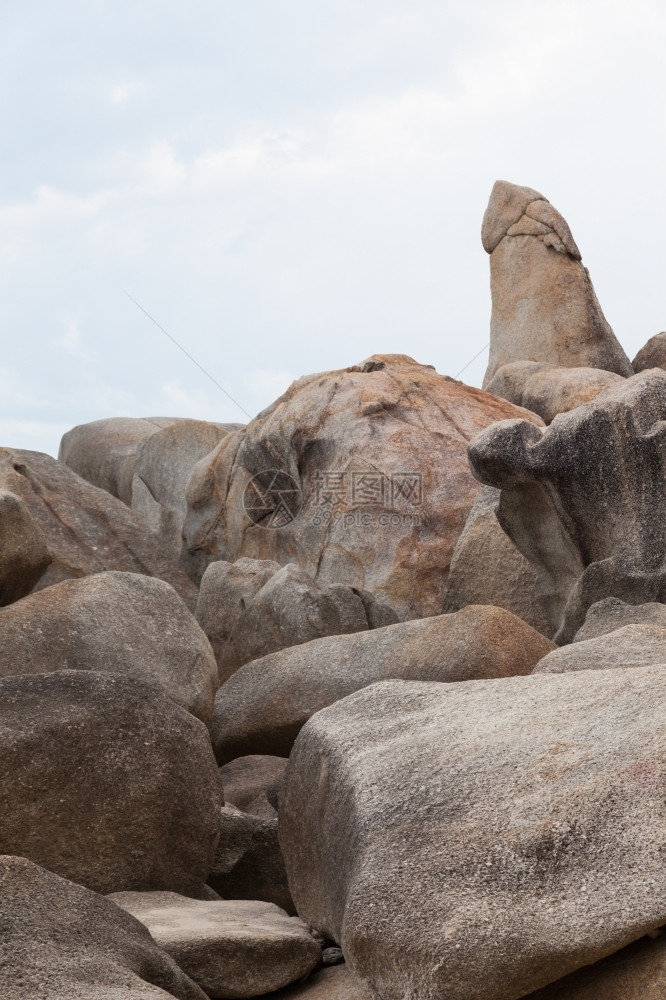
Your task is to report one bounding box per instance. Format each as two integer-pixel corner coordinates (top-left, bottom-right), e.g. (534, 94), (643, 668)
(264, 966), (374, 1000)
(574, 597), (666, 642)
(280, 668), (666, 1000)
(132, 419), (237, 560)
(0, 571), (218, 723)
(220, 755), (288, 812)
(0, 670), (222, 896)
(632, 331), (666, 373)
(0, 447), (199, 609)
(0, 489), (51, 605)
(182, 354), (541, 620)
(198, 559), (398, 683)
(211, 605), (555, 762)
(110, 893), (321, 999)
(59, 416), (178, 505)
(525, 933), (666, 999)
(208, 806), (294, 913)
(481, 180), (633, 387)
(443, 486), (553, 637)
(534, 624), (666, 674)
(468, 370), (666, 643)
(0, 856), (208, 1000)
(486, 361), (624, 423)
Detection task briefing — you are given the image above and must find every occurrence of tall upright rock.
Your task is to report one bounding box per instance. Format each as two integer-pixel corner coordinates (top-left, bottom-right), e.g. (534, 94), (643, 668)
(482, 181), (633, 387)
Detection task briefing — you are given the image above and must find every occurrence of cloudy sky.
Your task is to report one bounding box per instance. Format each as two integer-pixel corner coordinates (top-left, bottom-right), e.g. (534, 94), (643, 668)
(2, 0), (665, 455)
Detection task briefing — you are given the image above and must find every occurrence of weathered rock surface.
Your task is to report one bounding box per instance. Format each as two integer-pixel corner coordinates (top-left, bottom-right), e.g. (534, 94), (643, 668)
(265, 966), (374, 1000)
(534, 624), (666, 674)
(481, 180), (633, 387)
(632, 331), (666, 372)
(182, 354), (541, 619)
(211, 605), (555, 762)
(486, 361), (624, 423)
(525, 933), (666, 999)
(443, 486), (553, 636)
(468, 370), (666, 643)
(220, 755), (288, 812)
(0, 447), (199, 609)
(208, 806), (293, 913)
(0, 856), (208, 1000)
(0, 670), (222, 896)
(198, 559), (398, 683)
(0, 488), (51, 605)
(280, 668), (666, 1000)
(0, 571), (218, 722)
(574, 596), (666, 642)
(59, 415), (178, 505)
(110, 893), (321, 999)
(132, 419), (236, 559)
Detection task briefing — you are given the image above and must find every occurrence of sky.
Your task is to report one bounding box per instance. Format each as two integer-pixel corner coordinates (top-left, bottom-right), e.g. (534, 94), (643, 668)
(2, 0), (666, 456)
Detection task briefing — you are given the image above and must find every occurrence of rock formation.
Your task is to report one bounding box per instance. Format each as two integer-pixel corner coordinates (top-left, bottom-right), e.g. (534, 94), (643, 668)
(468, 369), (666, 641)
(182, 354), (540, 619)
(485, 361), (624, 423)
(482, 180), (633, 386)
(632, 331), (666, 372)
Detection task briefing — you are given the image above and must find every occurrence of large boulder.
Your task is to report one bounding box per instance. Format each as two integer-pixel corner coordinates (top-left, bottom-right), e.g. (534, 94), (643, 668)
(0, 671), (222, 896)
(0, 571), (218, 723)
(110, 893), (321, 1000)
(468, 370), (666, 642)
(525, 933), (666, 999)
(632, 332), (666, 372)
(443, 486), (553, 637)
(0, 447), (198, 609)
(208, 806), (293, 913)
(264, 966), (374, 1000)
(481, 180), (633, 387)
(182, 354), (541, 619)
(197, 559), (398, 683)
(574, 596), (666, 642)
(485, 361), (624, 423)
(59, 415), (178, 504)
(211, 605), (555, 762)
(0, 856), (207, 1000)
(533, 624), (666, 674)
(220, 755), (288, 812)
(280, 667), (666, 1000)
(131, 419), (237, 559)
(0, 488), (51, 605)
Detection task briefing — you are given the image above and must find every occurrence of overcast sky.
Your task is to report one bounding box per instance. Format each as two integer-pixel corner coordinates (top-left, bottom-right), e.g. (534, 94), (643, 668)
(2, 0), (665, 455)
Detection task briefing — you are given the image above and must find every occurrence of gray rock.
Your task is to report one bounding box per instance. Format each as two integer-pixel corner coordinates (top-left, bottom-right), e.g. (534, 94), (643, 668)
(262, 966), (373, 1000)
(525, 932), (666, 999)
(132, 419), (235, 559)
(208, 806), (293, 913)
(0, 855), (207, 1000)
(632, 332), (666, 373)
(0, 447), (198, 610)
(468, 370), (666, 643)
(443, 486), (553, 637)
(574, 597), (666, 642)
(486, 362), (624, 423)
(0, 489), (51, 605)
(198, 559), (397, 683)
(182, 353), (541, 620)
(211, 604), (555, 763)
(481, 180), (633, 387)
(280, 668), (666, 1000)
(534, 624), (666, 674)
(59, 415), (178, 505)
(0, 670), (222, 896)
(0, 571), (218, 723)
(220, 755), (288, 812)
(110, 892), (321, 999)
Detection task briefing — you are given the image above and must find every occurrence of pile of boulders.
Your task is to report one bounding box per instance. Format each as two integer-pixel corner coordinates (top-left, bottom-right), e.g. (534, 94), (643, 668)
(2, 181), (666, 999)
